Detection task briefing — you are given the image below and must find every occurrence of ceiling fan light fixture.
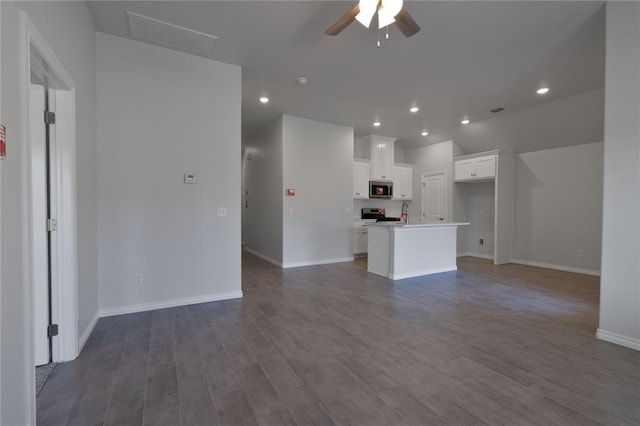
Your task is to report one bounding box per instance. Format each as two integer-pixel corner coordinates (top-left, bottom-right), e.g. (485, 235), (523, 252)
(377, 9), (396, 28)
(378, 0), (403, 28)
(355, 0), (378, 28)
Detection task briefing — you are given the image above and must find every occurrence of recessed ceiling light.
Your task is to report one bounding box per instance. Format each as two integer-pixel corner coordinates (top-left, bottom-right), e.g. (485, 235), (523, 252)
(259, 96), (269, 104)
(297, 77), (308, 86)
(410, 106), (419, 113)
(421, 131), (429, 136)
(373, 121), (381, 127)
(461, 119), (470, 125)
(537, 87), (550, 95)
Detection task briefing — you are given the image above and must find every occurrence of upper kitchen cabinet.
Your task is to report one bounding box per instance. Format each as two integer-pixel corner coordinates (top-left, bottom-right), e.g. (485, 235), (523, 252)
(454, 154), (496, 182)
(392, 165), (413, 200)
(353, 160), (370, 199)
(366, 135), (396, 181)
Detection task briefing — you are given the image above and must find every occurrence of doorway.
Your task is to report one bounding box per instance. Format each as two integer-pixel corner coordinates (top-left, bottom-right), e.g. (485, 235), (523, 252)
(421, 171), (448, 223)
(22, 11), (79, 416)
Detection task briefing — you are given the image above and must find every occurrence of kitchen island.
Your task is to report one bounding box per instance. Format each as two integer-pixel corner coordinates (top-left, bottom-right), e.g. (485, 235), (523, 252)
(367, 222), (469, 280)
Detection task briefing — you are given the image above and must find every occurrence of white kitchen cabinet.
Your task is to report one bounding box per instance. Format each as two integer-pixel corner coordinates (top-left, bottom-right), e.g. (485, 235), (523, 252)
(392, 165), (413, 200)
(353, 161), (370, 199)
(370, 135), (396, 180)
(353, 228), (368, 255)
(454, 155), (496, 182)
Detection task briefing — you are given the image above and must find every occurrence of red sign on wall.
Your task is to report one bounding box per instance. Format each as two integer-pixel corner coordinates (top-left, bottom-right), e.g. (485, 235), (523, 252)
(286, 188), (296, 197)
(0, 124), (6, 160)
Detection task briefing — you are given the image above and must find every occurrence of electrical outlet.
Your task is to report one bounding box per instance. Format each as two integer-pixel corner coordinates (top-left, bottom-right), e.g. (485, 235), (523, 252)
(578, 249), (584, 258)
(216, 207), (227, 217)
(479, 238), (484, 245)
(134, 274), (143, 285)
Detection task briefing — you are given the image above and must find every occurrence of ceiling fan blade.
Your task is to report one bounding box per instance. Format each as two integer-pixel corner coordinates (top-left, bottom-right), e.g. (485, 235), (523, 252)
(394, 8), (421, 37)
(325, 4), (360, 36)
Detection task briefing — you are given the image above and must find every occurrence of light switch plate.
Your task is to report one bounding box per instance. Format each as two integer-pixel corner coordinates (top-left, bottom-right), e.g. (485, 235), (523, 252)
(184, 173), (196, 184)
(217, 207), (227, 217)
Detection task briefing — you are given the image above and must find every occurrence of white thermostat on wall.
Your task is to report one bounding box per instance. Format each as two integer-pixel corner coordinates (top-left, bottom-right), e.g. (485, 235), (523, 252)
(184, 173), (197, 184)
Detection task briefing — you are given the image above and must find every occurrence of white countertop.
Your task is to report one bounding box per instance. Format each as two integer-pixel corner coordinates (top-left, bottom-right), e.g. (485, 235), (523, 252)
(367, 222), (470, 229)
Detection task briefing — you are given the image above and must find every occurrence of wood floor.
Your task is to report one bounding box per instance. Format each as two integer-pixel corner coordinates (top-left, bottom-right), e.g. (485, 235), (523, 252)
(37, 254), (640, 425)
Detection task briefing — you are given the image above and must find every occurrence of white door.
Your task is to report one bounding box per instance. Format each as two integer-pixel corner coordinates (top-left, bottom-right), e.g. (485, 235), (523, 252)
(422, 172), (448, 223)
(30, 84), (50, 366)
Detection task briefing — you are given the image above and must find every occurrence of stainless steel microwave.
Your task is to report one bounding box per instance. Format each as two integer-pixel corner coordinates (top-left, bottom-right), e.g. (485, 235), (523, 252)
(369, 181), (393, 199)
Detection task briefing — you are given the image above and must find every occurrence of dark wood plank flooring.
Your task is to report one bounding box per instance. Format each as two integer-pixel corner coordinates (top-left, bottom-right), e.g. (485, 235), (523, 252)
(37, 254), (640, 425)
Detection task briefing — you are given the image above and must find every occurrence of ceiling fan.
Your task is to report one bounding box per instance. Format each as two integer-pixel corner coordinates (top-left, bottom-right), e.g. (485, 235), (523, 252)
(325, 0), (420, 38)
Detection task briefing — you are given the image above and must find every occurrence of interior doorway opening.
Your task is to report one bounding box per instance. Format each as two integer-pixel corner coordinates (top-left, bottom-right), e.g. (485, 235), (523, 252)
(22, 11), (79, 418)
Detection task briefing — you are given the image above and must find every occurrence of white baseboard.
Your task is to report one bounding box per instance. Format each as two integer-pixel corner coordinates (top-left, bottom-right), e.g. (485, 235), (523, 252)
(244, 247), (283, 267)
(99, 291), (243, 318)
(457, 252), (494, 260)
(283, 256), (354, 269)
(389, 265), (457, 280)
(596, 329), (640, 351)
(511, 258), (600, 277)
(78, 311), (100, 353)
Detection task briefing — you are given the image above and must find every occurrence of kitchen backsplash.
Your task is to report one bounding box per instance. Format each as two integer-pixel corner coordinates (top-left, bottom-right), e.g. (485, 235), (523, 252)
(353, 199), (410, 219)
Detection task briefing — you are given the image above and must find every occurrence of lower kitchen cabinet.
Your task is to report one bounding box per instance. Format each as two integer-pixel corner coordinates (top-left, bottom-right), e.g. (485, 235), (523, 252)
(353, 228), (368, 255)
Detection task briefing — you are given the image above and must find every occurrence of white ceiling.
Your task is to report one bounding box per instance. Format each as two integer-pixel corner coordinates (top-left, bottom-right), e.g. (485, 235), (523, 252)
(86, 1), (605, 150)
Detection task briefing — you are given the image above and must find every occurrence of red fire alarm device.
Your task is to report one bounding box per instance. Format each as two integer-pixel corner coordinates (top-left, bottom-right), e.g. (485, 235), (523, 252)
(286, 188), (296, 197)
(0, 125), (6, 160)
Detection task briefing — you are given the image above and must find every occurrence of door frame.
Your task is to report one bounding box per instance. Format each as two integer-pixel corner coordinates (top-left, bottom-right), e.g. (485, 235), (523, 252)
(0, 2), (3, 420)
(421, 171), (449, 223)
(20, 10), (78, 419)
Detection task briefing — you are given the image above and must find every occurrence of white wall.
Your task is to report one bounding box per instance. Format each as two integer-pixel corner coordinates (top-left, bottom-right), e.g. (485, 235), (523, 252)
(598, 2), (640, 350)
(514, 142), (603, 273)
(96, 33), (241, 314)
(465, 182), (495, 258)
(354, 136), (370, 159)
(394, 143), (404, 163)
(451, 143), (469, 253)
(1, 2), (97, 423)
(242, 118), (283, 264)
(282, 115), (353, 266)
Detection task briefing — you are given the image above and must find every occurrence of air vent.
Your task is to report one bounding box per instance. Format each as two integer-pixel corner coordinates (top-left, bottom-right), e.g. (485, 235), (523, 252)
(127, 12), (218, 58)
(490, 107), (505, 114)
